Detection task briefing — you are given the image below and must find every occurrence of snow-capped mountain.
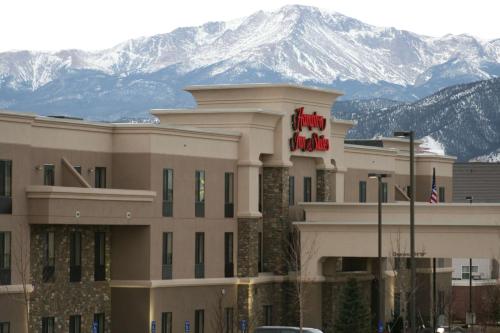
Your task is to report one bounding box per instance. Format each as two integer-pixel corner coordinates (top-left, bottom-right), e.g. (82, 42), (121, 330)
(0, 4), (499, 119)
(334, 77), (500, 161)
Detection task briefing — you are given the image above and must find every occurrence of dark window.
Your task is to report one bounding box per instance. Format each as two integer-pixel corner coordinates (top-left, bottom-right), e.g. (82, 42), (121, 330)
(303, 177), (312, 202)
(359, 181), (367, 203)
(69, 315), (81, 333)
(224, 232), (234, 277)
(70, 232), (82, 282)
(73, 166), (82, 174)
(43, 164), (55, 186)
(94, 232), (105, 281)
(0, 160), (12, 214)
(93, 313), (105, 333)
(95, 167), (106, 188)
(289, 176), (295, 206)
(382, 182), (388, 203)
(195, 309), (204, 333)
(195, 170), (205, 217)
(0, 232), (10, 285)
(163, 169), (173, 217)
(195, 233), (204, 278)
(42, 317), (55, 333)
(439, 187), (445, 202)
(162, 232), (173, 280)
(161, 312), (172, 333)
(224, 308), (234, 333)
(224, 172), (234, 218)
(258, 232), (263, 273)
(43, 231), (55, 282)
(0, 322), (9, 333)
(258, 174), (262, 213)
(263, 305), (273, 325)
(394, 292), (401, 317)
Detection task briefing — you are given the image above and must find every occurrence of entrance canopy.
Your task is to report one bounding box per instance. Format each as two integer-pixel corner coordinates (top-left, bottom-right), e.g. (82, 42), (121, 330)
(295, 202), (500, 279)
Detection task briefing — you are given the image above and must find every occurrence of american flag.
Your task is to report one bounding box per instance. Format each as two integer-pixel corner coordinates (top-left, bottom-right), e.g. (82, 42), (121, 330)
(429, 168), (438, 203)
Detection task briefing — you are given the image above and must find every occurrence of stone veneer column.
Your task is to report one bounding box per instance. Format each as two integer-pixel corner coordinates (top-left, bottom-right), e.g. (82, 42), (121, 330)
(316, 169), (335, 202)
(262, 166), (289, 276)
(237, 218), (260, 278)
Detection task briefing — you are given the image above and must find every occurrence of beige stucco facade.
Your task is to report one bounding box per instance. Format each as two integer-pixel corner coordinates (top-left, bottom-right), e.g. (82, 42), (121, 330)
(0, 83), (488, 333)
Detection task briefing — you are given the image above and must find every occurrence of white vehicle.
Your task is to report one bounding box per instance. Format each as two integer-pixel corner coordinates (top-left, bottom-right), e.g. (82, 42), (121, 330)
(254, 326), (323, 333)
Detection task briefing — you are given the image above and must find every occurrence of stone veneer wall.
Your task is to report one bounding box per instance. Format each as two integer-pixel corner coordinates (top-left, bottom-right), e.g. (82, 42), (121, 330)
(262, 167), (289, 275)
(237, 218), (260, 278)
(316, 169), (334, 202)
(30, 225), (111, 333)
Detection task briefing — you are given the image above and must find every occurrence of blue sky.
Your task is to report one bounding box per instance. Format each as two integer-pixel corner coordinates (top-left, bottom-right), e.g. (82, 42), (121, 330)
(1, 0), (499, 52)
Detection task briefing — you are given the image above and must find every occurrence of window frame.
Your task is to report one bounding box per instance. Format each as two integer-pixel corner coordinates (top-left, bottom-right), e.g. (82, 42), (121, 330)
(0, 160), (12, 215)
(70, 231), (82, 282)
(303, 177), (312, 202)
(69, 315), (81, 333)
(0, 232), (11, 285)
(163, 168), (174, 217)
(162, 232), (173, 280)
(195, 309), (204, 333)
(43, 231), (55, 283)
(43, 164), (55, 186)
(195, 232), (205, 278)
(224, 232), (234, 278)
(41, 317), (55, 333)
(195, 170), (205, 217)
(382, 182), (388, 203)
(359, 181), (367, 203)
(439, 186), (445, 203)
(95, 167), (106, 188)
(94, 232), (106, 281)
(161, 312), (172, 333)
(224, 172), (234, 218)
(289, 176), (295, 206)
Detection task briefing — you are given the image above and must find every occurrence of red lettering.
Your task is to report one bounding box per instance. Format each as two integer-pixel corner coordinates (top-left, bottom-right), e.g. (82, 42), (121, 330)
(291, 107), (326, 131)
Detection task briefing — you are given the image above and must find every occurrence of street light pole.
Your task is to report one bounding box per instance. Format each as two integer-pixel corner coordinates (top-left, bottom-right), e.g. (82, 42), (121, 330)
(368, 173), (390, 333)
(394, 131), (416, 333)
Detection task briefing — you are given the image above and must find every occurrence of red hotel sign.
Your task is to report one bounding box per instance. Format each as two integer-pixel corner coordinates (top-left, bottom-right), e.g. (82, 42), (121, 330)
(289, 107), (329, 152)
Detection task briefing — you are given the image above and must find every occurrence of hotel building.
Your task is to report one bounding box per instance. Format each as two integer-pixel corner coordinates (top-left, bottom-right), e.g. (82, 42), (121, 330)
(0, 83), (481, 333)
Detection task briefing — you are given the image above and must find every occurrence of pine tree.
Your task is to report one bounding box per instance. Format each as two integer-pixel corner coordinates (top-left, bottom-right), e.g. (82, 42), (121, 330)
(334, 278), (372, 333)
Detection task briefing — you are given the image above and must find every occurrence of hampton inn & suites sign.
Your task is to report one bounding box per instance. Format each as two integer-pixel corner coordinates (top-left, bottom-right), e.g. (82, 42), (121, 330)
(289, 107), (330, 152)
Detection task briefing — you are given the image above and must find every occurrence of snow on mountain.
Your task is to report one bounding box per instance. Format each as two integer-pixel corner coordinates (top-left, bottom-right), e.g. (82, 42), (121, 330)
(1, 5), (499, 92)
(470, 150), (500, 162)
(418, 136), (445, 156)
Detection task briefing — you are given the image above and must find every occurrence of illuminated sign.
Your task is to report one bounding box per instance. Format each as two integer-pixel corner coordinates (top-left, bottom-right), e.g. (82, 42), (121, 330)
(289, 107), (329, 152)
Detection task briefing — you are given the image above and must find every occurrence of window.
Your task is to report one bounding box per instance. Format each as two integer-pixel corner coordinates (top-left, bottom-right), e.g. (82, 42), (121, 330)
(225, 232), (234, 277)
(289, 176), (295, 206)
(406, 185), (412, 199)
(359, 181), (367, 203)
(195, 233), (204, 278)
(439, 187), (445, 202)
(224, 172), (234, 218)
(69, 315), (81, 333)
(162, 232), (173, 280)
(93, 313), (105, 333)
(258, 232), (263, 273)
(195, 309), (204, 333)
(462, 265), (479, 280)
(73, 166), (82, 174)
(195, 170), (205, 217)
(0, 160), (12, 214)
(161, 312), (172, 333)
(224, 308), (234, 333)
(42, 317), (55, 333)
(258, 174), (262, 213)
(163, 169), (173, 217)
(70, 232), (82, 282)
(0, 232), (10, 285)
(95, 167), (106, 188)
(43, 231), (55, 282)
(0, 322), (9, 333)
(303, 177), (312, 202)
(382, 182), (388, 203)
(43, 164), (55, 186)
(263, 305), (273, 325)
(94, 232), (105, 281)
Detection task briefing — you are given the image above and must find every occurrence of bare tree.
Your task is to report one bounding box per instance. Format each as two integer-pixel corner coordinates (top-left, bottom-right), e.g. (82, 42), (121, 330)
(286, 224), (318, 333)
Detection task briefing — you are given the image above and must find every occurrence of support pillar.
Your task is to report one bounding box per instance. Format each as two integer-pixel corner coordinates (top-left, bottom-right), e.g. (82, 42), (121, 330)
(316, 169), (335, 202)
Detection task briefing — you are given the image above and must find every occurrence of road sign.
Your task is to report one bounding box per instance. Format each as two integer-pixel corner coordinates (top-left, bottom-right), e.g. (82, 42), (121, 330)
(378, 320), (384, 333)
(92, 321), (98, 333)
(151, 320), (156, 333)
(185, 320), (191, 333)
(240, 319), (247, 332)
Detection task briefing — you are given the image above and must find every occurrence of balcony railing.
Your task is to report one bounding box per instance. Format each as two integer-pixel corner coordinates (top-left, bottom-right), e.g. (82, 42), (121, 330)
(0, 268), (11, 285)
(0, 196), (11, 214)
(195, 263), (204, 278)
(162, 264), (172, 280)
